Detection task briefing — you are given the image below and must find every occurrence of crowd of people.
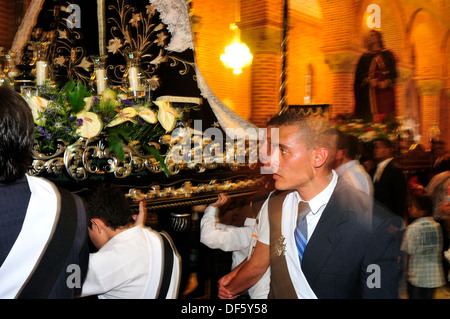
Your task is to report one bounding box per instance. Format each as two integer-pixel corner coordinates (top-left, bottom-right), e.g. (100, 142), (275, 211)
(199, 113), (450, 300)
(0, 85), (449, 299)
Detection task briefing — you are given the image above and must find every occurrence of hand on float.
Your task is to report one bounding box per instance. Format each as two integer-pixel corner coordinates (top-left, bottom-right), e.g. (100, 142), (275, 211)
(210, 193), (230, 208)
(133, 201), (147, 227)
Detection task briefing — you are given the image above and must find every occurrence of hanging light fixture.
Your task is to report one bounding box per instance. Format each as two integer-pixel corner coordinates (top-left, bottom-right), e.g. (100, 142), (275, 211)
(220, 0), (253, 74)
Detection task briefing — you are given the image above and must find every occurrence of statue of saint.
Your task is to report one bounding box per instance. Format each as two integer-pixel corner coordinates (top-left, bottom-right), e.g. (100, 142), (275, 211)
(354, 30), (397, 122)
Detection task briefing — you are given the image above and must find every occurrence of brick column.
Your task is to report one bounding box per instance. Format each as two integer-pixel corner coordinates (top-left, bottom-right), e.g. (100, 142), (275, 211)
(248, 52), (282, 127)
(441, 86), (450, 145)
(416, 79), (443, 149)
(240, 0), (284, 127)
(395, 64), (414, 119)
(324, 52), (359, 118)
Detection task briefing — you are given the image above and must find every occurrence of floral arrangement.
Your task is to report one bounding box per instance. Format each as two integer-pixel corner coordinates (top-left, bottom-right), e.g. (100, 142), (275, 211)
(331, 113), (400, 143)
(27, 80), (179, 165)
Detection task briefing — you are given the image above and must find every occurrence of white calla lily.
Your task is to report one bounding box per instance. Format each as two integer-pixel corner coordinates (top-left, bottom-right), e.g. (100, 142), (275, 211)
(76, 111), (103, 138)
(27, 96), (49, 125)
(82, 96), (94, 112)
(136, 106), (157, 124)
(154, 100), (178, 132)
(106, 107), (138, 127)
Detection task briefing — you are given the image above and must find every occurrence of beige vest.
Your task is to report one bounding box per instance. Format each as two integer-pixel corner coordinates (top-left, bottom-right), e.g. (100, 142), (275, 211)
(268, 190), (299, 299)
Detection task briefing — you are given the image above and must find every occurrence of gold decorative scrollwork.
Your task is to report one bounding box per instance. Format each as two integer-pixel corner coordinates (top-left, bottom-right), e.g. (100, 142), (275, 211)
(30, 126), (259, 182)
(126, 176), (267, 202)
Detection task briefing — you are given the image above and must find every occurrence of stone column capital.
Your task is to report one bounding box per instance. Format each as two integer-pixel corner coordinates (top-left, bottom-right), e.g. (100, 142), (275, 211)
(395, 65), (414, 85)
(324, 52), (359, 74)
(415, 79), (444, 96)
(241, 26), (282, 55)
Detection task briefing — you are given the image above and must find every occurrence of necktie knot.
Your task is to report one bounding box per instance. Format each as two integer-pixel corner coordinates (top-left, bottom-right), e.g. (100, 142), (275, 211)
(297, 201), (310, 218)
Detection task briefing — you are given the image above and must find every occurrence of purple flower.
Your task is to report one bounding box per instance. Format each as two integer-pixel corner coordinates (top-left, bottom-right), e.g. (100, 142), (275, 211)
(121, 99), (132, 106)
(93, 96), (100, 105)
(37, 125), (46, 136)
(76, 118), (84, 126)
(37, 126), (52, 140)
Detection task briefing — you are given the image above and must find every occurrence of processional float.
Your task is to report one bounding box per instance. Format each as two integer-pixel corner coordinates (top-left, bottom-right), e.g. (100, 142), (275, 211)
(7, 0), (267, 231)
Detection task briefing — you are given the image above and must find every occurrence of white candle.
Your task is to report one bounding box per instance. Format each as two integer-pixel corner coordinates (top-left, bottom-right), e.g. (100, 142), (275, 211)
(128, 66), (139, 92)
(36, 60), (47, 86)
(96, 69), (107, 94)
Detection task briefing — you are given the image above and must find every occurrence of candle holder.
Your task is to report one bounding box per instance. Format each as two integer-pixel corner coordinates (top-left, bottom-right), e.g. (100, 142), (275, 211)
(5, 50), (19, 79)
(89, 55), (109, 95)
(30, 41), (50, 87)
(14, 51), (35, 92)
(123, 48), (146, 98)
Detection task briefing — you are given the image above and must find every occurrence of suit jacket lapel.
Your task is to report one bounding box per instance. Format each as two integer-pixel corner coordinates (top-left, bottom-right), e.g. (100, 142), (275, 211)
(301, 181), (348, 289)
(374, 159), (393, 185)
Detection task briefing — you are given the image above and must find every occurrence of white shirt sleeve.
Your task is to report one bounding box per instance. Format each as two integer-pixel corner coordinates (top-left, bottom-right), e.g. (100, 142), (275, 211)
(256, 197), (271, 246)
(200, 206), (253, 252)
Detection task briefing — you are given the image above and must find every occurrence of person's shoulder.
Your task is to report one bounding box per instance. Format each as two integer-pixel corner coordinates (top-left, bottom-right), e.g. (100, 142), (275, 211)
(332, 179), (372, 221)
(372, 200), (405, 228)
(385, 160), (404, 174)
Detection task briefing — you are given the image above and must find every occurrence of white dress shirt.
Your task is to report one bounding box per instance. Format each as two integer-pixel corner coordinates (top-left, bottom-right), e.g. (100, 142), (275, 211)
(336, 159), (374, 197)
(81, 226), (163, 299)
(200, 204), (270, 299)
(247, 198), (271, 299)
(258, 170), (338, 298)
(200, 206), (255, 269)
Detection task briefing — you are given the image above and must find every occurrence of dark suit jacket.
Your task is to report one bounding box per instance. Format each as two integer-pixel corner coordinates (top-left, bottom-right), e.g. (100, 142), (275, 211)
(373, 160), (408, 218)
(302, 181), (404, 299)
(295, 180), (404, 298)
(0, 178), (89, 299)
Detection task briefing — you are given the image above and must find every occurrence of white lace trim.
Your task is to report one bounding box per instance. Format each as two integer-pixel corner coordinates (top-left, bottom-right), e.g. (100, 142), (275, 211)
(151, 0), (257, 136)
(149, 0), (194, 52)
(11, 0), (46, 52)
(195, 66), (258, 136)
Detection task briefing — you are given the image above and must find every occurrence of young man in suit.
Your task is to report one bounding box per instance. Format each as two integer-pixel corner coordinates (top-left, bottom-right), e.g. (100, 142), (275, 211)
(218, 113), (404, 299)
(373, 137), (408, 220)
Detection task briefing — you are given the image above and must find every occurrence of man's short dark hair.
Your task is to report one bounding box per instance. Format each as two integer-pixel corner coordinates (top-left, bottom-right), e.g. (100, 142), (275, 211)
(411, 194), (433, 217)
(0, 87), (35, 183)
(267, 113), (335, 151)
(83, 183), (135, 230)
(341, 133), (362, 160)
(374, 137), (394, 149)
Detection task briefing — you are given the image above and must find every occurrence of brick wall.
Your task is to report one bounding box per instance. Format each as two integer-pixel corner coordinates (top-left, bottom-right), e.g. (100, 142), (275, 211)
(287, 14), (330, 106)
(0, 0), (21, 50)
(249, 53), (282, 126)
(192, 0), (450, 147)
(192, 0), (252, 120)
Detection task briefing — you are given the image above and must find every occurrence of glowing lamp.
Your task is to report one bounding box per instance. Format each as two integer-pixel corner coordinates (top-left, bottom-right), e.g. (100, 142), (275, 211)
(220, 41), (253, 74)
(220, 22), (252, 74)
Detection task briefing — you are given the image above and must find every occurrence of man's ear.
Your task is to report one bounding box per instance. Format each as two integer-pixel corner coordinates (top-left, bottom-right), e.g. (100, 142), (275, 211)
(90, 218), (106, 233)
(312, 147), (329, 168)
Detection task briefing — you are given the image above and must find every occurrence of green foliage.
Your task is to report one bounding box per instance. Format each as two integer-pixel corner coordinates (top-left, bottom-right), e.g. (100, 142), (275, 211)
(61, 80), (91, 114)
(30, 81), (170, 176)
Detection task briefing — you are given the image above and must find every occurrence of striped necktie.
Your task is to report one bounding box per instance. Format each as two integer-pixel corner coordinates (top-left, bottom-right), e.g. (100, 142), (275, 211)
(295, 201), (310, 265)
